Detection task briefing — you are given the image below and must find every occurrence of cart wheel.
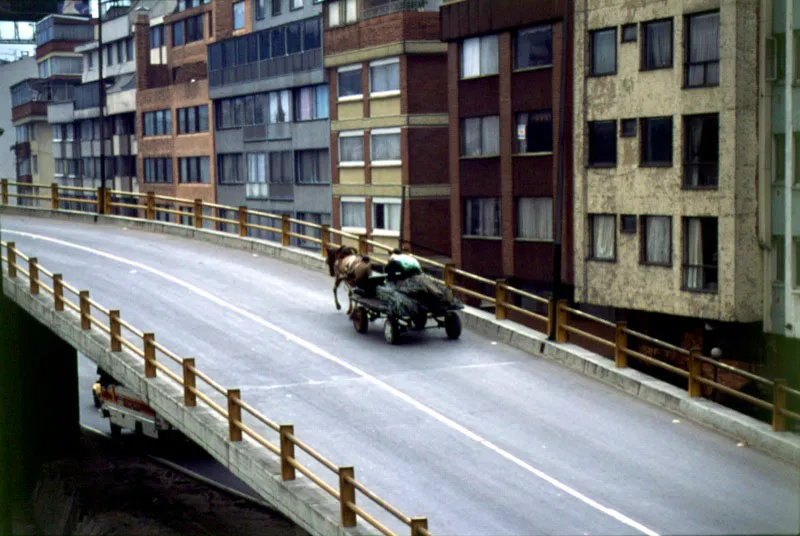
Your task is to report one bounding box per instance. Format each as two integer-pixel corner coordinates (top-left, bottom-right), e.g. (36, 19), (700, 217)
(412, 312), (427, 330)
(384, 317), (400, 345)
(352, 307), (369, 334)
(444, 312), (462, 340)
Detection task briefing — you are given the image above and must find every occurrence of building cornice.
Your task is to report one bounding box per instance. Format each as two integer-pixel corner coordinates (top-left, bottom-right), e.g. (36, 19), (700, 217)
(324, 41), (447, 67)
(331, 113), (448, 131)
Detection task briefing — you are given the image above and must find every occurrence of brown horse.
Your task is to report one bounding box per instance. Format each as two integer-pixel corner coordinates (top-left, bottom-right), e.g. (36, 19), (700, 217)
(326, 245), (373, 313)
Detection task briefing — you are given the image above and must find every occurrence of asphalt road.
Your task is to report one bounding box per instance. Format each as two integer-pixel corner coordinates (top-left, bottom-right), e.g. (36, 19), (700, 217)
(3, 215), (799, 536)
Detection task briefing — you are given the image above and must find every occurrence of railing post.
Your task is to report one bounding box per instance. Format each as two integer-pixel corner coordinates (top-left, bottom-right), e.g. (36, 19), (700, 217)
(227, 389), (242, 441)
(28, 257), (39, 295)
(238, 206), (248, 237)
(281, 214), (291, 247)
(320, 224), (331, 258)
(495, 279), (508, 320)
(615, 321), (628, 368)
(279, 424), (296, 481)
(109, 310), (121, 352)
(80, 291), (91, 330)
(6, 242), (16, 278)
(410, 518), (429, 536)
(103, 187), (112, 215)
(96, 187), (103, 215)
(53, 274), (64, 311)
(1, 179), (8, 205)
(144, 333), (156, 378)
(688, 347), (702, 397)
(773, 379), (787, 432)
(146, 191), (155, 220)
(555, 299), (568, 343)
(339, 466), (356, 528)
(183, 358), (197, 407)
(444, 263), (455, 290)
(51, 183), (59, 210)
(358, 234), (368, 256)
(547, 298), (556, 339)
(194, 198), (203, 229)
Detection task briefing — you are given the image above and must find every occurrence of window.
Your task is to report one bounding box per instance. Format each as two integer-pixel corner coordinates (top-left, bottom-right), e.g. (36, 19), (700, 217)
(464, 198), (501, 237)
(515, 111), (552, 153)
(461, 35), (498, 78)
(304, 17), (321, 49)
(150, 25), (164, 48)
(517, 198), (553, 240)
(685, 11), (720, 87)
(339, 131), (364, 165)
(178, 157), (210, 183)
(87, 51), (94, 68)
(641, 216), (672, 266)
(684, 114), (719, 188)
(370, 58), (399, 94)
(233, 2), (245, 30)
(795, 239), (800, 288)
(246, 153), (267, 198)
(272, 0), (281, 16)
(126, 38), (134, 61)
(773, 134), (785, 183)
(621, 24), (637, 43)
(32, 156), (37, 174)
(338, 65), (362, 99)
(52, 124), (63, 141)
(143, 109), (172, 136)
(588, 120), (617, 166)
(683, 217), (718, 292)
(256, 0), (266, 19)
(589, 214), (616, 261)
(291, 0), (302, 9)
(620, 119), (637, 138)
(515, 25), (552, 70)
(217, 154), (245, 184)
(269, 151), (293, 185)
(293, 85), (328, 120)
(640, 116), (672, 166)
(269, 90), (291, 123)
(177, 105), (209, 134)
(143, 158), (173, 183)
(620, 215), (637, 234)
(327, 0), (357, 27)
(117, 41), (124, 63)
(373, 198), (401, 233)
(106, 44), (114, 66)
(371, 128), (401, 164)
(641, 19), (672, 70)
(287, 21), (302, 54)
(295, 149), (329, 184)
(184, 14), (204, 42)
(461, 116), (500, 157)
(591, 28), (616, 75)
(173, 20), (184, 46)
(341, 198), (365, 229)
(772, 237), (785, 283)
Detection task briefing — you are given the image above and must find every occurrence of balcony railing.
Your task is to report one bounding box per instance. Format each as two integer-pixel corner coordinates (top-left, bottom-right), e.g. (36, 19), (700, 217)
(362, 0), (428, 19)
(209, 48), (322, 89)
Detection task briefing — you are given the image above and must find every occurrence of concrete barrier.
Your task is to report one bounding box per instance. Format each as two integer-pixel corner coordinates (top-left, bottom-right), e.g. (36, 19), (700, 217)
(4, 205), (800, 467)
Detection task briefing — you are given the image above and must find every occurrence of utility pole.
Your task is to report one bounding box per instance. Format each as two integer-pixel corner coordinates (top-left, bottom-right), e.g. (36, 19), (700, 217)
(550, 0), (570, 339)
(97, 0), (107, 214)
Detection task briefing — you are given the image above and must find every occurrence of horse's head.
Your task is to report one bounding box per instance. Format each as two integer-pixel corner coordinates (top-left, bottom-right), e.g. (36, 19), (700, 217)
(326, 245), (358, 276)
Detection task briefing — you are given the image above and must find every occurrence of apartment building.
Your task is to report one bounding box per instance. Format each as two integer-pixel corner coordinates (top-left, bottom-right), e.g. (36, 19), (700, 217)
(440, 0), (573, 299)
(208, 0), (329, 245)
(10, 14), (92, 201)
(1, 57), (38, 183)
(134, 0), (217, 209)
(573, 0), (761, 359)
(324, 0), (450, 258)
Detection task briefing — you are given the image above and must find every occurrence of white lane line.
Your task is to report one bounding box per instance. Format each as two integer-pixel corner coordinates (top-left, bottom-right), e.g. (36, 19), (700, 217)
(4, 229), (660, 536)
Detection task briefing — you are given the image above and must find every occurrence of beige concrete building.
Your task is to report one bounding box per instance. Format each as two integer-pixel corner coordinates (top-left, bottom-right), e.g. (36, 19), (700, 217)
(573, 0), (761, 356)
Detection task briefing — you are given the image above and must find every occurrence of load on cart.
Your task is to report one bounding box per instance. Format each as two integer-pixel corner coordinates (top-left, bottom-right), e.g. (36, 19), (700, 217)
(327, 246), (463, 344)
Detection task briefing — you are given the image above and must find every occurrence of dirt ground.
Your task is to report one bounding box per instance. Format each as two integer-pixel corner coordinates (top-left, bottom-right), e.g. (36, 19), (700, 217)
(12, 431), (299, 535)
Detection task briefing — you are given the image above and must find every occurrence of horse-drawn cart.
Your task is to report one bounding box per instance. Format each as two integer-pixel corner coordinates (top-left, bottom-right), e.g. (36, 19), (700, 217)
(348, 274), (463, 345)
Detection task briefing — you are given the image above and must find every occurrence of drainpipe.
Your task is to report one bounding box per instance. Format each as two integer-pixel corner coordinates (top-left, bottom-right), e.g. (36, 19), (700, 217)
(98, 0), (107, 215)
(784, 0), (793, 337)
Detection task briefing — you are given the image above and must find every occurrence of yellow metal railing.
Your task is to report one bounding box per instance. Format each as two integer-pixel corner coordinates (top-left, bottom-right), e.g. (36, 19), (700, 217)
(1, 178), (796, 434)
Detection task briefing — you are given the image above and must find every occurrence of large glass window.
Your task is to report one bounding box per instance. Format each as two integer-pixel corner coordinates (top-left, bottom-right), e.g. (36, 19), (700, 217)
(293, 85), (328, 121)
(373, 199), (401, 232)
(338, 65), (362, 98)
(178, 157), (210, 183)
(642, 19), (673, 70)
(172, 20), (184, 46)
(295, 149), (329, 184)
(641, 216), (672, 266)
(246, 153), (267, 198)
(233, 2), (245, 30)
(256, 0), (266, 19)
(341, 198), (366, 229)
(269, 151), (293, 183)
(150, 25), (164, 48)
(269, 90), (291, 123)
(464, 198), (501, 237)
(515, 111), (552, 154)
(143, 158), (173, 183)
(339, 132), (364, 165)
(328, 0), (357, 28)
(515, 25), (552, 70)
(590, 28), (616, 75)
(370, 58), (399, 94)
(517, 198), (553, 240)
(588, 120), (616, 167)
(461, 116), (500, 157)
(218, 153), (245, 184)
(461, 35), (498, 78)
(589, 214), (616, 261)
(685, 11), (720, 87)
(177, 105), (209, 134)
(684, 114), (719, 188)
(683, 217), (718, 292)
(371, 129), (401, 163)
(640, 116), (672, 166)
(143, 109), (172, 136)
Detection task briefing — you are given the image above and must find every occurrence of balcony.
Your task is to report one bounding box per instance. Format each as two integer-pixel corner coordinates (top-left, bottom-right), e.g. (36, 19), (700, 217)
(209, 49), (322, 89)
(362, 0), (428, 20)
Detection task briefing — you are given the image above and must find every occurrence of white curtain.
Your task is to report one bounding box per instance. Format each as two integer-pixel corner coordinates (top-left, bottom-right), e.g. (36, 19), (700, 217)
(371, 133), (400, 161)
(518, 198), (553, 240)
(340, 136), (363, 163)
(592, 30), (615, 74)
(461, 118), (481, 156)
(686, 218), (703, 288)
(342, 201), (365, 228)
(328, 2), (340, 27)
(645, 21), (671, 69)
(298, 87), (313, 120)
(465, 199), (499, 236)
(371, 62), (399, 93)
(375, 202), (400, 231)
(315, 85), (328, 119)
(461, 37), (480, 78)
(269, 91), (290, 123)
(688, 12), (719, 85)
(482, 116), (500, 155)
(480, 35), (498, 75)
(686, 118), (704, 186)
(645, 217), (671, 264)
(592, 215), (615, 259)
(345, 0), (357, 23)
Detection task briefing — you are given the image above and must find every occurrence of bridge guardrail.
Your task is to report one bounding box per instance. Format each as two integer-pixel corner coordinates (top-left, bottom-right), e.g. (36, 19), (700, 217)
(1, 178), (797, 434)
(0, 238), (433, 536)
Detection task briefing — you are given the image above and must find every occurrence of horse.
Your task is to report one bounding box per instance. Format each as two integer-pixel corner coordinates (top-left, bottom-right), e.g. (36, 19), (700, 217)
(326, 245), (373, 313)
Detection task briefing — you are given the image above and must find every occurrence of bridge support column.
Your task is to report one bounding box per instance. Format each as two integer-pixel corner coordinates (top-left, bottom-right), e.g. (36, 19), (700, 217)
(0, 284), (79, 526)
